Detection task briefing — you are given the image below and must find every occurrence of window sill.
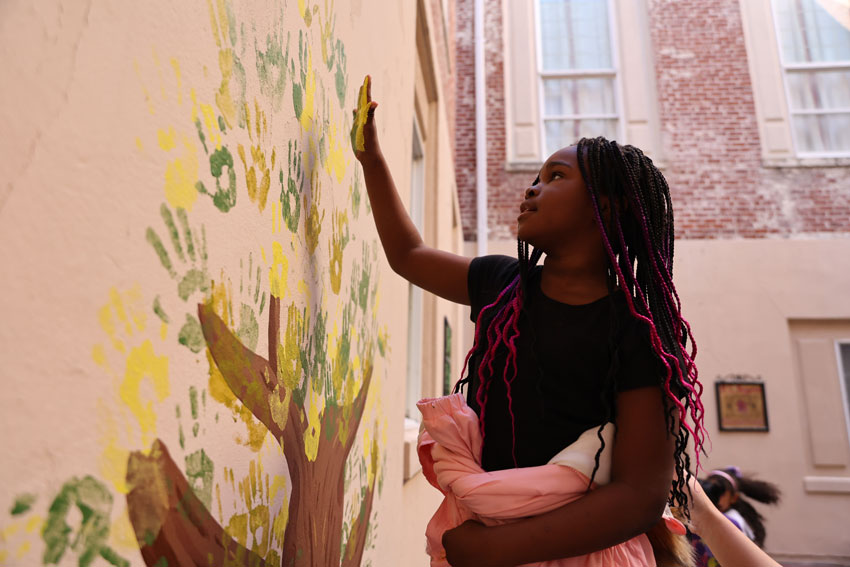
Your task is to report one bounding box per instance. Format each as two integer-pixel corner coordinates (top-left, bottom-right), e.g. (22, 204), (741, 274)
(763, 156), (850, 168)
(403, 417), (423, 482)
(803, 476), (850, 494)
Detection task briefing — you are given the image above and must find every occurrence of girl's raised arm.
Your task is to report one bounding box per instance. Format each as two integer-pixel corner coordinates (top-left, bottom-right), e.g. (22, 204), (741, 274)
(352, 77), (471, 305)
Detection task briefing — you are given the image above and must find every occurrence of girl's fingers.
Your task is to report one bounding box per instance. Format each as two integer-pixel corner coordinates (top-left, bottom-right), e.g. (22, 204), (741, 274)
(366, 74), (372, 102)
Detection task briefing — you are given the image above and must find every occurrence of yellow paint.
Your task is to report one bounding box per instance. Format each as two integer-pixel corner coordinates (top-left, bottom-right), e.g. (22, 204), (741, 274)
(207, 342), (268, 452)
(170, 57), (183, 105)
(278, 302), (303, 390)
(354, 75), (371, 152)
(2, 523), (20, 539)
(226, 512), (248, 547)
(14, 540), (30, 560)
(206, 0), (241, 128)
(24, 516), (41, 534)
(134, 59), (155, 115)
(329, 209), (348, 294)
(163, 135), (200, 211)
(0, 550), (7, 564)
(303, 382), (322, 461)
(160, 322), (168, 340)
(304, 181), (324, 255)
(268, 241), (288, 298)
(152, 48), (166, 101)
(319, 0), (336, 66)
(92, 344), (108, 369)
(157, 127), (177, 151)
(98, 400), (130, 494)
(299, 45), (317, 131)
(135, 137), (145, 152)
(324, 107), (348, 183)
(238, 101), (274, 211)
(119, 339), (169, 448)
(105, 507), (138, 552)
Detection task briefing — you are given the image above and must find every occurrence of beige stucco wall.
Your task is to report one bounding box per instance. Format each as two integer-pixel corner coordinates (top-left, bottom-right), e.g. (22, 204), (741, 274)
(474, 237), (850, 563)
(0, 1), (454, 565)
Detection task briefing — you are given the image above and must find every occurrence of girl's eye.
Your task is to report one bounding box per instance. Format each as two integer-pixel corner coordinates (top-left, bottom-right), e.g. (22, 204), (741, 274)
(550, 171), (564, 180)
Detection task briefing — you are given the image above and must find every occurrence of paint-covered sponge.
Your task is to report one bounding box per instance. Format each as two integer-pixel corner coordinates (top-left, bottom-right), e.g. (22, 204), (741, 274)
(354, 75), (371, 152)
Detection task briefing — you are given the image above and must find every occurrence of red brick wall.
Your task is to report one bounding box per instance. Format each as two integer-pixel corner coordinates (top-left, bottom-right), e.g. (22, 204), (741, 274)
(455, 0), (850, 241)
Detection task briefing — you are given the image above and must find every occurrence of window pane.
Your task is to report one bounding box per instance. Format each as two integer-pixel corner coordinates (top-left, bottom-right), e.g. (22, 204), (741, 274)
(543, 77), (617, 116)
(840, 343), (850, 422)
(787, 69), (850, 110)
(540, 0), (612, 70)
(773, 0), (850, 63)
(544, 118), (617, 155)
(792, 112), (850, 153)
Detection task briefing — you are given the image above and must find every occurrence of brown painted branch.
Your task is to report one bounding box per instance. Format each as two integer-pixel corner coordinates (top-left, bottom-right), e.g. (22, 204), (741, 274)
(126, 439), (267, 567)
(340, 437), (380, 567)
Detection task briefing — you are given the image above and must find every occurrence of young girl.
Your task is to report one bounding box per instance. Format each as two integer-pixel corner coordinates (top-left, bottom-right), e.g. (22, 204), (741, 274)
(353, 78), (706, 566)
(691, 467), (781, 566)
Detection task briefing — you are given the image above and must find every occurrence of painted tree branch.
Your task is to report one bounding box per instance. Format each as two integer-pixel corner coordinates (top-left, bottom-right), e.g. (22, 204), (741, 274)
(198, 294), (377, 566)
(125, 439), (267, 567)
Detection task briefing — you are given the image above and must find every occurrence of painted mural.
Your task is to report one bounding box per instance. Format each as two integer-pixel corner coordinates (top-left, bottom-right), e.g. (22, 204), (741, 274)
(0, 1), (393, 565)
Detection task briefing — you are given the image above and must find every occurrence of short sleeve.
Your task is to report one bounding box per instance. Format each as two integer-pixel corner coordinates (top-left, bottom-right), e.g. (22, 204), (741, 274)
(615, 317), (667, 392)
(467, 255), (518, 322)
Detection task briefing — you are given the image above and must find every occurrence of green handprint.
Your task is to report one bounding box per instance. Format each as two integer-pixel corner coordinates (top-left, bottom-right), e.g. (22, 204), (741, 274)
(281, 139), (303, 233)
(255, 28), (290, 111)
(146, 204), (209, 353)
(236, 251), (268, 350)
(42, 476), (129, 567)
(349, 166), (362, 219)
(196, 145), (237, 213)
(334, 40), (348, 109)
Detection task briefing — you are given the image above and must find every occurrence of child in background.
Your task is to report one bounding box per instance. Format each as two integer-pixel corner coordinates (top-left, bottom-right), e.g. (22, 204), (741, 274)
(691, 467), (781, 566)
(352, 77), (707, 566)
(686, 474), (782, 567)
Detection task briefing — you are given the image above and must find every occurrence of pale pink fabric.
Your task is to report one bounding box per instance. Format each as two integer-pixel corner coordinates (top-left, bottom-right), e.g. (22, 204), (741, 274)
(417, 393), (656, 567)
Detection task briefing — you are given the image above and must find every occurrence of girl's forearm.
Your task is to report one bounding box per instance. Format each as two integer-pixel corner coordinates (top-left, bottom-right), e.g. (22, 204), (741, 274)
(475, 481), (664, 565)
(359, 153), (424, 274)
(692, 506), (781, 567)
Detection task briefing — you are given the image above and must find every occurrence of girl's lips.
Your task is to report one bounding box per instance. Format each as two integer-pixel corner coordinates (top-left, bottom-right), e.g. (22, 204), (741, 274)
(517, 210), (534, 222)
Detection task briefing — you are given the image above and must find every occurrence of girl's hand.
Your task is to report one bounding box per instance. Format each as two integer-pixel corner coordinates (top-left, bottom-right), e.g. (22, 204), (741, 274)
(685, 473), (720, 536)
(443, 520), (499, 567)
(351, 75), (381, 165)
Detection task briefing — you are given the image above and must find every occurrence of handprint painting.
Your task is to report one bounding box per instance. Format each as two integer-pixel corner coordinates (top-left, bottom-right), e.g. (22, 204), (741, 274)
(0, 1), (449, 565)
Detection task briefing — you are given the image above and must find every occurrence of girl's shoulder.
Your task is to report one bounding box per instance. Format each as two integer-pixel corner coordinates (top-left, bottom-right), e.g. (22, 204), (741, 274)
(467, 255), (520, 321)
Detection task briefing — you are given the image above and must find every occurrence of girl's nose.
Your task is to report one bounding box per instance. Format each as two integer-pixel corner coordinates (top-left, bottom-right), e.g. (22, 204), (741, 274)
(525, 185), (539, 199)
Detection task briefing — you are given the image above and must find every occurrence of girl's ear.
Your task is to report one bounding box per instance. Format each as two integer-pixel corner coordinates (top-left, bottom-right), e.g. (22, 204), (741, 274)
(731, 491), (740, 504)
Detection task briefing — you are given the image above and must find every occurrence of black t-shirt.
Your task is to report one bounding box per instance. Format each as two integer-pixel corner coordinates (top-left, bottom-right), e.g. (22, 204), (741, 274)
(464, 255), (666, 472)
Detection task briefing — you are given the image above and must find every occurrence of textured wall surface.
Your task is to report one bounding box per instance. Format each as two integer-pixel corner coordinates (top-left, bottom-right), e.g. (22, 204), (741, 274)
(0, 1), (420, 565)
(455, 0), (850, 241)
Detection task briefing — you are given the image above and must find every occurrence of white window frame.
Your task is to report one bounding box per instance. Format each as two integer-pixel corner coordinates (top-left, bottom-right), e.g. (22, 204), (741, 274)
(405, 119), (425, 423)
(533, 0), (625, 157)
(739, 0), (850, 166)
(770, 0), (850, 159)
(835, 339), (850, 453)
(504, 0), (662, 170)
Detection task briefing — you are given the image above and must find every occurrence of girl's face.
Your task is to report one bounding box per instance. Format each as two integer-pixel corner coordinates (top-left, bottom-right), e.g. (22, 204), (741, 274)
(716, 488), (738, 512)
(517, 146), (605, 255)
